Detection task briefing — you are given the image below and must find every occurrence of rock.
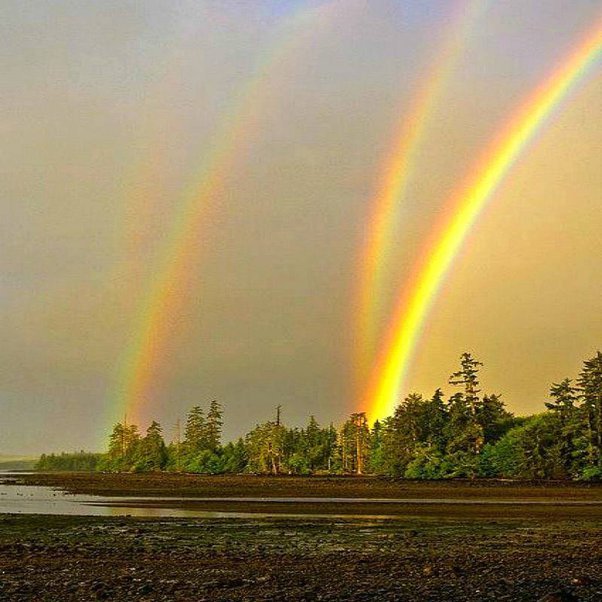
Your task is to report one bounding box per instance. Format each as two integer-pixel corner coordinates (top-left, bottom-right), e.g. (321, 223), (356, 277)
(90, 580), (107, 592)
(137, 582), (154, 595)
(538, 590), (579, 602)
(570, 576), (593, 586)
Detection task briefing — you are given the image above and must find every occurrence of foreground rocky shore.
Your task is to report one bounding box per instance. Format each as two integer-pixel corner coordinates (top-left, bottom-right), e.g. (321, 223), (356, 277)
(1, 475), (601, 600)
(0, 513), (600, 601)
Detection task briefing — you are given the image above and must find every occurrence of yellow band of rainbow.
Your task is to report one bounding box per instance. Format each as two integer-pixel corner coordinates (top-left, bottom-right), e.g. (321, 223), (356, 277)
(365, 20), (602, 421)
(356, 1), (485, 382)
(110, 1), (345, 428)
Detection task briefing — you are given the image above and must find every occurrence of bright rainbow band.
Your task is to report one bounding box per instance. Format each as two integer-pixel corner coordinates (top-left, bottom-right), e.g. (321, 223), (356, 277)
(365, 21), (602, 421)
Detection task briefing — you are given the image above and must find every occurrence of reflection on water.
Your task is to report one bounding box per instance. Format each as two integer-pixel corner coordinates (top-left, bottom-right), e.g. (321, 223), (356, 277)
(0, 480), (270, 518)
(0, 479), (401, 519)
(1, 475), (599, 518)
(0, 483), (109, 516)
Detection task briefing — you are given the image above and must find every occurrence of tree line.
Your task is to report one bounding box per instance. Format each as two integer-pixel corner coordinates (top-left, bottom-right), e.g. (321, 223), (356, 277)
(37, 351), (602, 480)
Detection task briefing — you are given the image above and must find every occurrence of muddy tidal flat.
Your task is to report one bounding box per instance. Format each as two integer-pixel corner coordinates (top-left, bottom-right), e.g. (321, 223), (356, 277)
(0, 474), (601, 601)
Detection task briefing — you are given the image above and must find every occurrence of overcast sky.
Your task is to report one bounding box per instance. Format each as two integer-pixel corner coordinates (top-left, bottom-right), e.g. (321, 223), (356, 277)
(1, 0), (600, 454)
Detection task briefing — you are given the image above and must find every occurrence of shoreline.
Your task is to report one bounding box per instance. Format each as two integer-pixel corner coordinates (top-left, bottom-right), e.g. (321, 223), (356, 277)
(1, 476), (601, 599)
(6, 472), (602, 520)
(1, 512), (601, 601)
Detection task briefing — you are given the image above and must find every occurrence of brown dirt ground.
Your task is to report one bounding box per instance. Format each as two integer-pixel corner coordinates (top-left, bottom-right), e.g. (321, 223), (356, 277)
(1, 475), (601, 601)
(0, 514), (601, 601)
(19, 472), (602, 500)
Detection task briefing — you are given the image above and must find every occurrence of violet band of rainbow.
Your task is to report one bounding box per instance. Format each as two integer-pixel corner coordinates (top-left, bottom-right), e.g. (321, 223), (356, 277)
(365, 20), (602, 421)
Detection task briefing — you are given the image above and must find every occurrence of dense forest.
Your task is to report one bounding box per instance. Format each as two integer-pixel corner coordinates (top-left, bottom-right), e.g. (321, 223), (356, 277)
(37, 351), (602, 480)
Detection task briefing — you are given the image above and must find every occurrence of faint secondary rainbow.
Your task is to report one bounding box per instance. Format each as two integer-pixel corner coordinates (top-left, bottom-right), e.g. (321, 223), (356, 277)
(356, 0), (484, 381)
(110, 1), (346, 427)
(365, 21), (602, 421)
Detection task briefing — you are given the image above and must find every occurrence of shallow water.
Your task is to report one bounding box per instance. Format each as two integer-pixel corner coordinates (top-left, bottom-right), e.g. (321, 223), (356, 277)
(0, 478), (398, 519)
(0, 475), (599, 518)
(0, 481), (219, 517)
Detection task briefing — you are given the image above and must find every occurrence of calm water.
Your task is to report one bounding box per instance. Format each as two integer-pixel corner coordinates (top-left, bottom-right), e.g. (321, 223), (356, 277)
(1, 474), (599, 518)
(0, 479), (238, 517)
(0, 476), (400, 519)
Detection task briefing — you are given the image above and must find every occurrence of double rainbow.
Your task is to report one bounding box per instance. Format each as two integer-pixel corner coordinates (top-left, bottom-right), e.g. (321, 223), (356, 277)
(365, 21), (602, 421)
(111, 1), (344, 427)
(357, 0), (484, 381)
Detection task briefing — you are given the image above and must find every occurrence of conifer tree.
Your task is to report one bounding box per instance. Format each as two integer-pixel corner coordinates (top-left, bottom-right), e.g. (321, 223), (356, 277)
(245, 420), (285, 474)
(423, 388), (448, 451)
(339, 413), (370, 474)
(105, 421), (140, 471)
(107, 423), (127, 460)
(477, 394), (513, 444)
(206, 400), (223, 452)
(448, 353), (485, 460)
(578, 351), (602, 470)
(449, 353), (483, 412)
(184, 406), (207, 453)
(138, 421), (167, 470)
(369, 419), (385, 473)
(545, 379), (581, 476)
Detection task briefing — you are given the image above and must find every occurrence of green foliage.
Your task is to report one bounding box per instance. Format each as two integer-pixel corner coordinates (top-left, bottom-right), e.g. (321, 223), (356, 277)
(578, 351), (602, 471)
(368, 420), (385, 474)
(206, 400), (223, 452)
(38, 352), (602, 481)
(447, 354), (485, 462)
(133, 421), (168, 472)
(482, 414), (565, 479)
(184, 406), (207, 455)
(338, 413), (370, 474)
(189, 450), (222, 474)
(579, 466), (602, 481)
(477, 394), (514, 443)
(245, 420), (286, 474)
(404, 446), (453, 479)
(36, 451), (102, 472)
(220, 439), (248, 474)
(100, 422), (142, 472)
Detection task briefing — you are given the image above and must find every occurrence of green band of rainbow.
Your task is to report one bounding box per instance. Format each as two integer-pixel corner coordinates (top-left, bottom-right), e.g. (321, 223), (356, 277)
(365, 20), (602, 421)
(110, 1), (343, 428)
(356, 0), (484, 382)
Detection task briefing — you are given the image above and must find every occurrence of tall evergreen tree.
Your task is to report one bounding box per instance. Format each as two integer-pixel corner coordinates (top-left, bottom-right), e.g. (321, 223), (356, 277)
(577, 352), (602, 471)
(137, 421), (167, 471)
(546, 379), (579, 419)
(107, 423), (127, 460)
(544, 379), (581, 475)
(368, 419), (385, 473)
(107, 421), (140, 468)
(206, 400), (223, 452)
(184, 406), (207, 453)
(245, 420), (286, 474)
(423, 388), (448, 451)
(338, 413), (370, 474)
(449, 353), (483, 412)
(448, 353), (485, 461)
(476, 394), (513, 444)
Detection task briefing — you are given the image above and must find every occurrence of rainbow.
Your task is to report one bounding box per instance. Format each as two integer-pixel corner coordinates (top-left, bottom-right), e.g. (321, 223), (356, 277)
(110, 1), (346, 428)
(365, 21), (602, 421)
(356, 0), (484, 381)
